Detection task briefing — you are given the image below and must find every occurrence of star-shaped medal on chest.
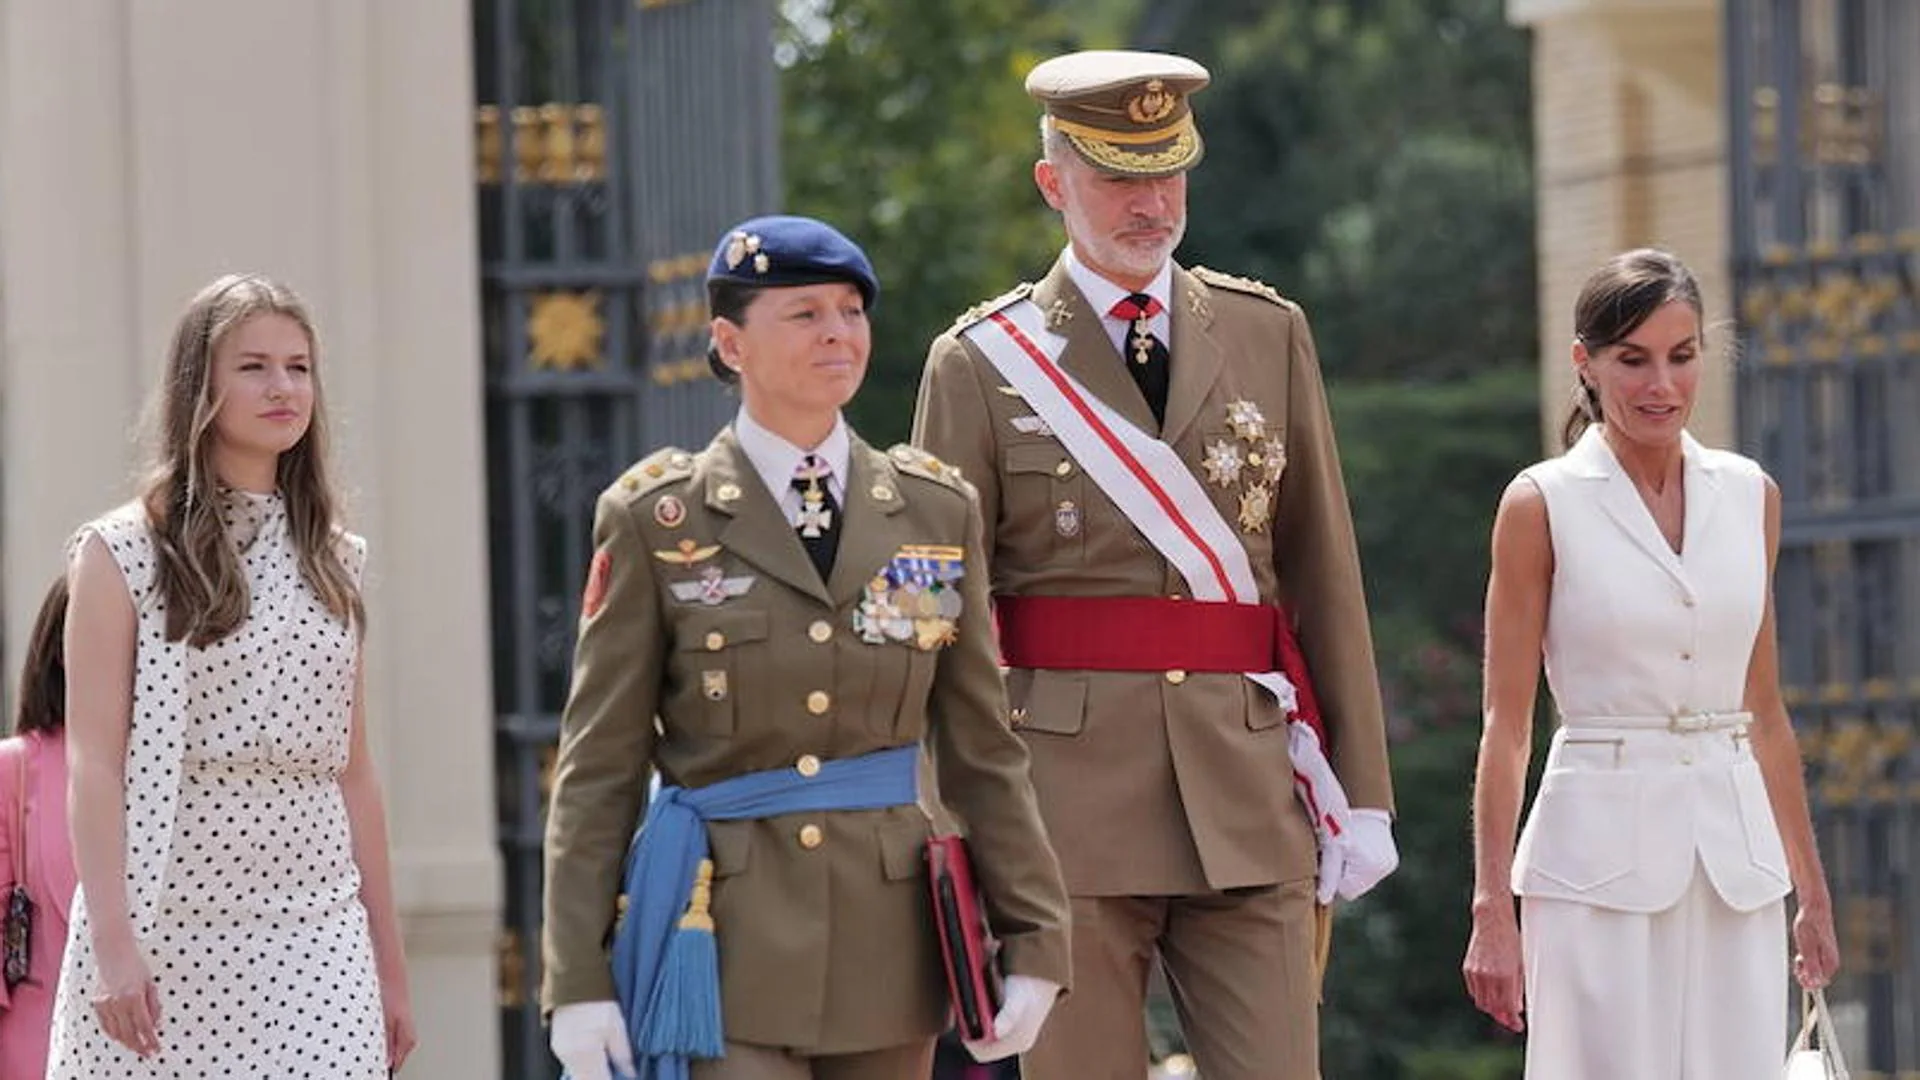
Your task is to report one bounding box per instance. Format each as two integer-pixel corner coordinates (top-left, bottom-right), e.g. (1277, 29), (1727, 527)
(1203, 440), (1245, 487)
(1227, 399), (1267, 442)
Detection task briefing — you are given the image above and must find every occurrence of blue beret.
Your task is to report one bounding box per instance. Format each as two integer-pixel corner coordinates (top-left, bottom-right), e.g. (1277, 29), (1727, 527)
(706, 215), (879, 310)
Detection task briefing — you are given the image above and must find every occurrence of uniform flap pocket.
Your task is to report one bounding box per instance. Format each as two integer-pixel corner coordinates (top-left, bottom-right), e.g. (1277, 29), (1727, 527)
(878, 819), (930, 882)
(707, 821), (753, 878)
(675, 608), (770, 651)
(1004, 442), (1071, 475)
(1018, 671), (1088, 736)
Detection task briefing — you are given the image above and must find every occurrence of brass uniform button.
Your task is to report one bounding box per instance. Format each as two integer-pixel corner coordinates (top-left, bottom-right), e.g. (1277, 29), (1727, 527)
(705, 631), (726, 652)
(808, 620), (833, 644)
(798, 824), (824, 850)
(1054, 460), (1073, 478)
(716, 482), (741, 502)
(796, 754), (822, 778)
(871, 485), (895, 501)
(806, 690), (831, 715)
(1165, 670), (1188, 685)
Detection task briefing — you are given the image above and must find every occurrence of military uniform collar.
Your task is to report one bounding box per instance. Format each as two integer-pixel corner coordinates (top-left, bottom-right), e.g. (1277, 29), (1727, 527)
(1061, 244), (1172, 322)
(732, 407), (852, 506)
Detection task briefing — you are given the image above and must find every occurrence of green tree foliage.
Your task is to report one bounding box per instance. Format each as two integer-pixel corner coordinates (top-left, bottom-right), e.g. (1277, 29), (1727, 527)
(1317, 368), (1542, 1078)
(778, 0), (1080, 443)
(1162, 0), (1536, 379)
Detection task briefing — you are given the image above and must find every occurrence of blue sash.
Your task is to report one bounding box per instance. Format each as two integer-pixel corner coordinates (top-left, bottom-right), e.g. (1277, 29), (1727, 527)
(609, 744), (920, 1080)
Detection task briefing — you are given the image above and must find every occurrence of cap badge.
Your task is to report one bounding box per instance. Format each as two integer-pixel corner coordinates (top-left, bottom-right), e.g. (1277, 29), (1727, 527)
(1126, 80), (1176, 124)
(723, 231), (763, 270)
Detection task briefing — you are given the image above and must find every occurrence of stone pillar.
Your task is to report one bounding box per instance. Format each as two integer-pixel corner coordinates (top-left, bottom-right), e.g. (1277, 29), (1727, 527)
(0, 3), (502, 1076)
(1509, 0), (1734, 452)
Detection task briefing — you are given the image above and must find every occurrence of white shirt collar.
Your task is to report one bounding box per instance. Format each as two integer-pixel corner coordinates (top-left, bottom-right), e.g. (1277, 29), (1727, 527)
(732, 407), (851, 506)
(1062, 244), (1173, 322)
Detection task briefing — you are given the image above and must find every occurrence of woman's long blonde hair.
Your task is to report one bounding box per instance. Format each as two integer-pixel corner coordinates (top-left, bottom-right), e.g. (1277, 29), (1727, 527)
(140, 274), (363, 646)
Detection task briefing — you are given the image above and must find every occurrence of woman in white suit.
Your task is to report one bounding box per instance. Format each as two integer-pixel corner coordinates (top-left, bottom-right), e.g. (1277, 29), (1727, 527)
(1462, 249), (1840, 1077)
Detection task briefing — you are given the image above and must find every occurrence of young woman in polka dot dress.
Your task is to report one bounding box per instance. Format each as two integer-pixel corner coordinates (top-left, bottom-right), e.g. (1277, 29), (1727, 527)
(45, 275), (415, 1077)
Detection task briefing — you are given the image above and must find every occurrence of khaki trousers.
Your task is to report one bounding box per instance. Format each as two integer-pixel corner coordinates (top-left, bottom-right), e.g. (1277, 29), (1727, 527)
(1022, 879), (1319, 1080)
(691, 1039), (935, 1080)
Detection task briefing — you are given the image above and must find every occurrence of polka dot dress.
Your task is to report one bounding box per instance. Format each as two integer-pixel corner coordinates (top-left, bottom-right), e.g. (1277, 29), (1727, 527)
(45, 493), (385, 1078)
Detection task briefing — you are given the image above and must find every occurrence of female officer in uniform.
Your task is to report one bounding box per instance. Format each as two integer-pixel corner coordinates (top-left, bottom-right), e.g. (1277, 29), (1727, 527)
(540, 215), (1071, 1080)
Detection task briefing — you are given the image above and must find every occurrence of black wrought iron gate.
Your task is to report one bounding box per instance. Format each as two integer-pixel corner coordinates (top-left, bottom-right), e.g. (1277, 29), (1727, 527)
(473, 1), (777, 1074)
(1727, 0), (1920, 1071)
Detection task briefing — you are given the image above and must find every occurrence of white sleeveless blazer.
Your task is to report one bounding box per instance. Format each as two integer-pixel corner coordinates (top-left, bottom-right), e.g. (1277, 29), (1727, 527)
(1511, 427), (1791, 913)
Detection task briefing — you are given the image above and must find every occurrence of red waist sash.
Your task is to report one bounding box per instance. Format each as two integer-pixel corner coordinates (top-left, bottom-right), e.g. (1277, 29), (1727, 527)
(993, 594), (1326, 738)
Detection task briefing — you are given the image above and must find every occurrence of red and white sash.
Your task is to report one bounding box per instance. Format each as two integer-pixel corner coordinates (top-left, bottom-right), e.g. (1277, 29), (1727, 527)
(963, 297), (1355, 832)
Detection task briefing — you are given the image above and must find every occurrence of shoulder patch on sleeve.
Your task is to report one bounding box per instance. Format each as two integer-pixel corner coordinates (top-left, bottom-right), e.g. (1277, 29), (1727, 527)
(611, 446), (694, 501)
(886, 444), (966, 489)
(1191, 266), (1297, 310)
(951, 282), (1035, 330)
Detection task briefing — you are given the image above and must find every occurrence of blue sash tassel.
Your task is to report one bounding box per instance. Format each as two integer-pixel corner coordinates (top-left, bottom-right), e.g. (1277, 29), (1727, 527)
(605, 744), (920, 1080)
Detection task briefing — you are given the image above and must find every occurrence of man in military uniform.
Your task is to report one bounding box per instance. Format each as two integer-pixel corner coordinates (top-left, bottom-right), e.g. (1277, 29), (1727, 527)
(912, 51), (1398, 1080)
(543, 216), (1070, 1080)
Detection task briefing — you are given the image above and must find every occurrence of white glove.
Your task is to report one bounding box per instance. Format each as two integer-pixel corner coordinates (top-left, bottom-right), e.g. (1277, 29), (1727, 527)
(550, 1000), (636, 1080)
(964, 974), (1061, 1063)
(1336, 808), (1398, 901)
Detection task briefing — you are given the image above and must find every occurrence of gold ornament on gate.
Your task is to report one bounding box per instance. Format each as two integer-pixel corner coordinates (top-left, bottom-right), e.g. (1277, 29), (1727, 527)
(528, 291), (605, 371)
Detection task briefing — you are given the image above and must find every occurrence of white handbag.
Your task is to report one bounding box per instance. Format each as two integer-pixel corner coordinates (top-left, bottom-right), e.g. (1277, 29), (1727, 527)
(1784, 989), (1851, 1080)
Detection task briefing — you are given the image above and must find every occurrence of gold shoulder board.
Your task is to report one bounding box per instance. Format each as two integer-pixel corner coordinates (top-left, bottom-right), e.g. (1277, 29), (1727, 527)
(1191, 266), (1295, 310)
(613, 446), (694, 499)
(950, 282), (1035, 329)
(886, 444), (964, 488)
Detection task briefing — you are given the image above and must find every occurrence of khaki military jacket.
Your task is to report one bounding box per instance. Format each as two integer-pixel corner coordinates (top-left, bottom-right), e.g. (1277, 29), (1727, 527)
(540, 427), (1070, 1054)
(913, 257), (1394, 897)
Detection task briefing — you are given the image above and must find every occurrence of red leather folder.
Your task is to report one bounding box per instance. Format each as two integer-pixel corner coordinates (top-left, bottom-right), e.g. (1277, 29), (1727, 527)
(925, 834), (1003, 1041)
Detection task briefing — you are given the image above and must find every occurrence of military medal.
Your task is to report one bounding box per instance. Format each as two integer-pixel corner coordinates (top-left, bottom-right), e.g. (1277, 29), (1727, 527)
(797, 487), (833, 537)
(1203, 440), (1244, 487)
(1239, 485), (1273, 533)
(1045, 300), (1074, 329)
(855, 545), (966, 650)
(1258, 435), (1286, 484)
(652, 493), (686, 528)
(1227, 399), (1267, 442)
(1130, 316), (1154, 365)
(701, 670), (728, 701)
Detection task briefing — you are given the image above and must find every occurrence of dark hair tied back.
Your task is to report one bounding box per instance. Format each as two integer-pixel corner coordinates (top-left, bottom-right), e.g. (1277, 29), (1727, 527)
(705, 279), (764, 386)
(1562, 248), (1704, 449)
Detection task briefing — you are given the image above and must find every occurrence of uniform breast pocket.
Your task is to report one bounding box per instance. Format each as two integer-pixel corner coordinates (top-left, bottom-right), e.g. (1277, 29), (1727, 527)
(1003, 441), (1084, 560)
(673, 609), (770, 736)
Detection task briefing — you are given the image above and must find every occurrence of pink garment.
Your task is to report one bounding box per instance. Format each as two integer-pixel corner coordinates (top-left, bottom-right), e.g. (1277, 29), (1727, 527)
(0, 731), (77, 1080)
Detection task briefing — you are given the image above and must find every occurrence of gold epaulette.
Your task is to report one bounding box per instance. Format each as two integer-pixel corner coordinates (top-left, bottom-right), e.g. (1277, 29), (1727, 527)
(886, 444), (966, 489)
(951, 282), (1035, 329)
(612, 447), (695, 499)
(1191, 266), (1296, 310)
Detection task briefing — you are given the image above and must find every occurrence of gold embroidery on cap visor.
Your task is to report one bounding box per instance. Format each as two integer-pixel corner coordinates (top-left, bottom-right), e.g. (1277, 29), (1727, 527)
(1058, 121), (1201, 176)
